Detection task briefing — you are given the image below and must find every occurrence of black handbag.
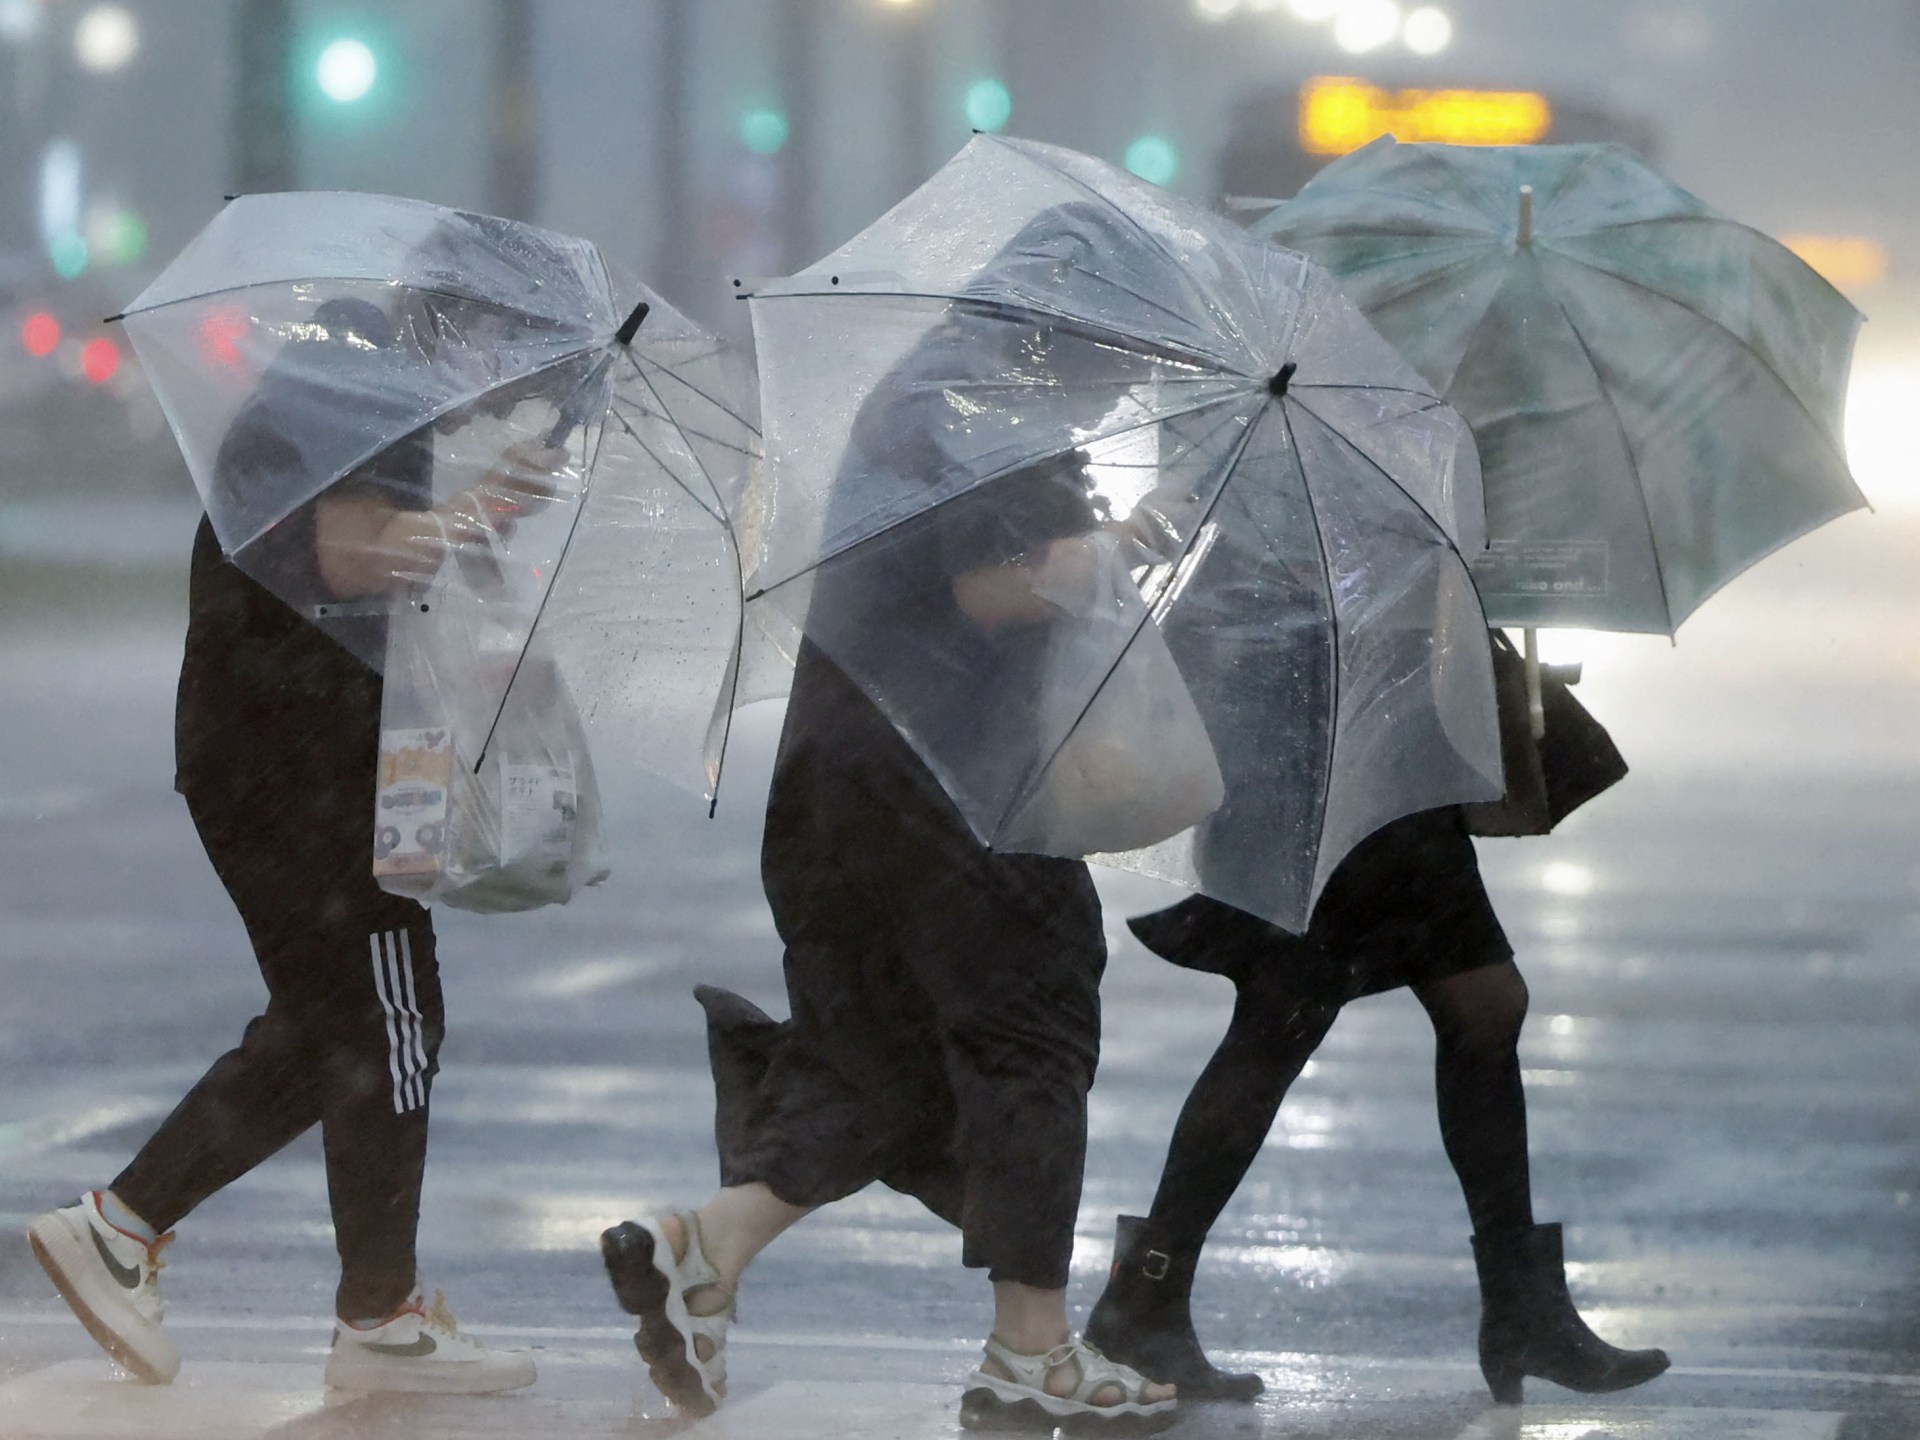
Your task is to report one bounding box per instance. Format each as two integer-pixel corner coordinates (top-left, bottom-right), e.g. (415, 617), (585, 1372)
(1464, 631), (1628, 837)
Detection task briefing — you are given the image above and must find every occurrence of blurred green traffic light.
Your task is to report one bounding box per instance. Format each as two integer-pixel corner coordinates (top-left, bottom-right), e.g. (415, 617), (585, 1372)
(1124, 134), (1180, 186)
(739, 107), (790, 156)
(964, 78), (1012, 132)
(49, 233), (89, 280)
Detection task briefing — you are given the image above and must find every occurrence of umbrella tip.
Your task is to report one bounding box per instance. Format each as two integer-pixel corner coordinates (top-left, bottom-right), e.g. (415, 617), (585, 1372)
(615, 301), (651, 346)
(1267, 361), (1298, 398)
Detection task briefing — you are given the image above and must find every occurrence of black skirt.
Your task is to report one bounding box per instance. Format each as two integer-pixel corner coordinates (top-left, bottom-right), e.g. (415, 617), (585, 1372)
(704, 645), (1107, 1288)
(1130, 805), (1512, 1003)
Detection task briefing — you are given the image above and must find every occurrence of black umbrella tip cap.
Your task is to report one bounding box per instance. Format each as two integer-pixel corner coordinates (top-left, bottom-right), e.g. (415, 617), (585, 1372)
(615, 301), (651, 346)
(1268, 361), (1297, 397)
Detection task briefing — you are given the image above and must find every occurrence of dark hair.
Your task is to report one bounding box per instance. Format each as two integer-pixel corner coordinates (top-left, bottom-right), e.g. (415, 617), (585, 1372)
(308, 297), (397, 350)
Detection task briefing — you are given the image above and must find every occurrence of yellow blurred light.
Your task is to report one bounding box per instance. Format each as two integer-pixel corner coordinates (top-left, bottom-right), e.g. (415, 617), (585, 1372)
(1298, 74), (1551, 154)
(1781, 233), (1888, 291)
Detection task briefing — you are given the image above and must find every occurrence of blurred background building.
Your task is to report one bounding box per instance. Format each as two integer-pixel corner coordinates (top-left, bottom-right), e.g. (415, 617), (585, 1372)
(1, 0), (1915, 513)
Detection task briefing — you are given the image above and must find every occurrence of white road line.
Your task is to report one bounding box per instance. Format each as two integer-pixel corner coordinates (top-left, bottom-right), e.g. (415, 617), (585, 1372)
(1450, 1407), (1844, 1440)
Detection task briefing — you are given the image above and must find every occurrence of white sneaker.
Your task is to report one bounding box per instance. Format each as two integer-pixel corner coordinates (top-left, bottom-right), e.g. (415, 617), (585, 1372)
(28, 1192), (180, 1384)
(324, 1287), (536, 1394)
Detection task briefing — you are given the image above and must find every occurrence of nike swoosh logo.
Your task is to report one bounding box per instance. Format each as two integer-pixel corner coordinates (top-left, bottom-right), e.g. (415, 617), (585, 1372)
(90, 1226), (143, 1291)
(360, 1334), (437, 1357)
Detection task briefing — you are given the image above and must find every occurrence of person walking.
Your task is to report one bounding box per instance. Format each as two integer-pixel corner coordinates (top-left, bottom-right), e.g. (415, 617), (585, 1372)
(27, 297), (554, 1393)
(1084, 634), (1672, 1406)
(600, 251), (1178, 1429)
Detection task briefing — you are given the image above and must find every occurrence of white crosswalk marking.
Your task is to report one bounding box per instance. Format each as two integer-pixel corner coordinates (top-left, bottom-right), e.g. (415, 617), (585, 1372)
(1449, 1407), (1845, 1440)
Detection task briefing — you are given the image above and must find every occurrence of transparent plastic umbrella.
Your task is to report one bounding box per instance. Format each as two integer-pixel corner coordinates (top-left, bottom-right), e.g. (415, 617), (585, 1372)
(118, 191), (758, 800)
(1256, 137), (1867, 636)
(740, 134), (1502, 931)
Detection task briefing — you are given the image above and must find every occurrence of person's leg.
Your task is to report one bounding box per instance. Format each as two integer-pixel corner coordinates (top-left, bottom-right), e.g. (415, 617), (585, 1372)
(1148, 974), (1342, 1247)
(107, 789), (336, 1232)
(1086, 963), (1339, 1398)
(681, 1182), (814, 1292)
(323, 918), (443, 1322)
(1412, 961), (1534, 1236)
(600, 1183), (813, 1418)
(1414, 960), (1668, 1404)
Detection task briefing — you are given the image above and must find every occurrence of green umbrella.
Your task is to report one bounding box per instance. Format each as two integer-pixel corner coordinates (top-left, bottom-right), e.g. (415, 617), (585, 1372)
(1257, 138), (1866, 654)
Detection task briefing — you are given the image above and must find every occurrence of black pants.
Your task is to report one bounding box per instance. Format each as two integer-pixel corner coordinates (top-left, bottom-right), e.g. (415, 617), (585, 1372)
(112, 772), (443, 1320)
(715, 648), (1106, 1290)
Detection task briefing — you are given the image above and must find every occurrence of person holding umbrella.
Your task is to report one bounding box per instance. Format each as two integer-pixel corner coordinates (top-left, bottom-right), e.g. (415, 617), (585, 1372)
(601, 134), (1508, 1430)
(1087, 136), (1866, 1407)
(1084, 643), (1672, 1406)
(27, 289), (560, 1394)
(601, 215), (1179, 1434)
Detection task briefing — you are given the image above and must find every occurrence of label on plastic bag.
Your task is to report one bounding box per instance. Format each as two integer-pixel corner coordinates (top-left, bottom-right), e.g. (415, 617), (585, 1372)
(373, 728), (453, 878)
(499, 763), (577, 871)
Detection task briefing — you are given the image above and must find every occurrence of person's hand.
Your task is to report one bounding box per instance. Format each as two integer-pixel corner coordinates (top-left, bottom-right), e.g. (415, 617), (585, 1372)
(1119, 493), (1201, 562)
(442, 441), (570, 543)
(952, 533), (1111, 629)
(476, 440), (569, 513)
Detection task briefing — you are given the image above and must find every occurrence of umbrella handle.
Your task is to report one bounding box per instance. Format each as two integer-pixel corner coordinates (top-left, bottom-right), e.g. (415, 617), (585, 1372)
(1524, 626), (1545, 740)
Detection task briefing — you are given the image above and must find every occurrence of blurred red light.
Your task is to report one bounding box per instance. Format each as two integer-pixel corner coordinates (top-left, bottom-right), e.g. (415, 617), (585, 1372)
(196, 304), (250, 368)
(21, 311), (61, 357)
(81, 337), (120, 384)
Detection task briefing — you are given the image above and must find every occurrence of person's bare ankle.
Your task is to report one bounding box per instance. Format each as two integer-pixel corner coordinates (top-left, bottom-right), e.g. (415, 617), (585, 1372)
(990, 1322), (1070, 1356)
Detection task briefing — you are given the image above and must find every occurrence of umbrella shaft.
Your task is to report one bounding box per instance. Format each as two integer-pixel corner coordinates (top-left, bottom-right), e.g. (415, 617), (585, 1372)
(1524, 626), (1545, 740)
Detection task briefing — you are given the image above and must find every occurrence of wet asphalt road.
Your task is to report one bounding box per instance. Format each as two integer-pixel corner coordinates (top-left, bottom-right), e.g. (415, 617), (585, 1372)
(1, 501), (1918, 1439)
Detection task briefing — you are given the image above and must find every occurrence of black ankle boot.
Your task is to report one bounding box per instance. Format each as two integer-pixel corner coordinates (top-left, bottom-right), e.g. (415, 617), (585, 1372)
(1085, 1215), (1264, 1401)
(1472, 1222), (1670, 1404)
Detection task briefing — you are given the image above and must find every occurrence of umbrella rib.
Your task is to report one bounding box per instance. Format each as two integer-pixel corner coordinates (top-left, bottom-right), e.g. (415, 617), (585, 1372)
(1274, 399), (1342, 904)
(1004, 138), (1245, 361)
(119, 279), (605, 333)
(607, 396), (760, 464)
(474, 360), (619, 769)
(1300, 382), (1445, 399)
(1536, 239), (1858, 471)
(602, 397), (727, 528)
(745, 388), (1254, 600)
(750, 288), (1237, 377)
(617, 344), (753, 810)
(620, 352), (764, 443)
(1528, 280), (1676, 633)
(619, 347), (742, 528)
(989, 403), (1270, 845)
(1288, 389), (1473, 545)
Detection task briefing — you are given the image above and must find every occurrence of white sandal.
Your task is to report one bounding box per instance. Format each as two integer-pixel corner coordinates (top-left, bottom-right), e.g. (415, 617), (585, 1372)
(962, 1334), (1177, 1433)
(600, 1211), (734, 1416)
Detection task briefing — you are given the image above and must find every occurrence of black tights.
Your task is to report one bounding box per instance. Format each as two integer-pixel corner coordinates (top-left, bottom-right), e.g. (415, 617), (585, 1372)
(1148, 961), (1534, 1247)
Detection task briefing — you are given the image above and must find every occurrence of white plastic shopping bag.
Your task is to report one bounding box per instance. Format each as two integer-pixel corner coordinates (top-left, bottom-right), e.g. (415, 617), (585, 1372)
(374, 554), (608, 913)
(1001, 530), (1225, 856)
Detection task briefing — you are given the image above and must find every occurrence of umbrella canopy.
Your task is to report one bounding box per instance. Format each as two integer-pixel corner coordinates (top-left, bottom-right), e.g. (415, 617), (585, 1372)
(1256, 137), (1866, 634)
(742, 134), (1502, 930)
(120, 191), (757, 798)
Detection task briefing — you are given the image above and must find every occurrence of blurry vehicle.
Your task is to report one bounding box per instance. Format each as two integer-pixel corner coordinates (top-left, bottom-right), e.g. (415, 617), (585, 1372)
(2, 249), (177, 506)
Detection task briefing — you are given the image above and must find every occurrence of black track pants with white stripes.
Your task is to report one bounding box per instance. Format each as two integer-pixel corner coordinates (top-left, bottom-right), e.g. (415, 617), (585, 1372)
(112, 774), (444, 1321)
